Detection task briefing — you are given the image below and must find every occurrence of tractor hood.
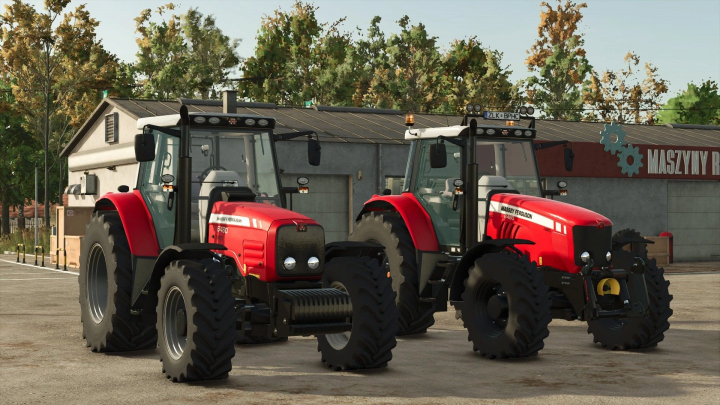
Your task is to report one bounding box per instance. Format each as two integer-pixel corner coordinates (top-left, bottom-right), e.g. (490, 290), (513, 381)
(487, 193), (613, 272)
(489, 193), (612, 229)
(210, 201), (318, 231)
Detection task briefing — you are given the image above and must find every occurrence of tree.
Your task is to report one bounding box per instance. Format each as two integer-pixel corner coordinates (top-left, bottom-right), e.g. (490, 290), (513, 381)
(133, 4), (188, 99)
(524, 1), (591, 120)
(238, 1), (325, 105)
(583, 52), (669, 124)
(443, 37), (521, 114)
(180, 8), (241, 99)
(370, 15), (446, 113)
(657, 80), (720, 125)
(353, 16), (392, 108)
(311, 19), (361, 106)
(0, 0), (118, 223)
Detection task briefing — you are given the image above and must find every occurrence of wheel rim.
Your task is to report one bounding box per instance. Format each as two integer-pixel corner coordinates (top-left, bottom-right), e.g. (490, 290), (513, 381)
(325, 281), (351, 350)
(472, 278), (508, 339)
(87, 243), (108, 324)
(164, 286), (187, 360)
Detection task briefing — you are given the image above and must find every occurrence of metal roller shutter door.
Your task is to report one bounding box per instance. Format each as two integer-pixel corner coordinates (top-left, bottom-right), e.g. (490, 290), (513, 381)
(667, 181), (720, 261)
(281, 174), (350, 243)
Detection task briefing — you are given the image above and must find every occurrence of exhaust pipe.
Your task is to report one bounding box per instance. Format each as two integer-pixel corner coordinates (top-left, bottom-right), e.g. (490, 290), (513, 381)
(174, 105), (192, 244)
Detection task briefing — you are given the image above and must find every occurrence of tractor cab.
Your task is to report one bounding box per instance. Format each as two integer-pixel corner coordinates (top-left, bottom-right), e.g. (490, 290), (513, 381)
(135, 113), (282, 246)
(401, 119), (544, 250)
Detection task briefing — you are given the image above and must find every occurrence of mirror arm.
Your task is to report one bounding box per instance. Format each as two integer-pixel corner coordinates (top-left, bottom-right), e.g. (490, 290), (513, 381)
(274, 130), (316, 141)
(534, 140), (571, 151)
(143, 124), (180, 138)
(281, 186), (299, 194)
(437, 135), (466, 148)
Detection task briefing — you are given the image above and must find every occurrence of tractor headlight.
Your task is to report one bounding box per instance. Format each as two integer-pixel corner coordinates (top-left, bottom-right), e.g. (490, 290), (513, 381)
(258, 119), (269, 127)
(308, 256), (320, 270)
(283, 257), (296, 270)
(606, 251), (612, 262)
(244, 118), (256, 126)
(580, 252), (590, 263)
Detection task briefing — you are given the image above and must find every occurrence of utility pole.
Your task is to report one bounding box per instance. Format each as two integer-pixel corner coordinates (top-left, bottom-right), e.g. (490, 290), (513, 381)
(34, 165), (38, 250)
(44, 44), (51, 226)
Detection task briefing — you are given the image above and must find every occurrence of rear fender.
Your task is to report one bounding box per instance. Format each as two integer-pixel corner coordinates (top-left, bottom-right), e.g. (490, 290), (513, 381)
(356, 194), (439, 251)
(448, 239), (535, 302)
(94, 190), (159, 257)
(135, 243), (228, 308)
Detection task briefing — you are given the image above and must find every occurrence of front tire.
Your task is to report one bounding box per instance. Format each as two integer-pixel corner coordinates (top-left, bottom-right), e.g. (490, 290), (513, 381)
(350, 212), (435, 335)
(460, 252), (552, 359)
(79, 212), (156, 352)
(317, 256), (398, 370)
(157, 259), (236, 382)
(587, 229), (673, 350)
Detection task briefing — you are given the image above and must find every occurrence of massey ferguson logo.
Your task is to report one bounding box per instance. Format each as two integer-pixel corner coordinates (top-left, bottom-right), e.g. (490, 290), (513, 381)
(597, 220), (605, 229)
(500, 205), (533, 220)
(296, 222), (307, 232)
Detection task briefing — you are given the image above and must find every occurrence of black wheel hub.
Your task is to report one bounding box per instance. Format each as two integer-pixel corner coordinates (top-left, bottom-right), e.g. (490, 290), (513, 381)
(487, 294), (509, 320)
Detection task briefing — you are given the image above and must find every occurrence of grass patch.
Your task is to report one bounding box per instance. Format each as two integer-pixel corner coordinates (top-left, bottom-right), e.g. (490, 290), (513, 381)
(0, 227), (51, 255)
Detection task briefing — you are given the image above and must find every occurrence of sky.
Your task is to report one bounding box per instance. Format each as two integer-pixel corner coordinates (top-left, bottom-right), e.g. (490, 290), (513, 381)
(5, 0), (720, 103)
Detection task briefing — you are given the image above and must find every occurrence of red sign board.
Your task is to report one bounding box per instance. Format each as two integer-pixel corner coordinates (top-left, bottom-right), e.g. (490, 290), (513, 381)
(536, 142), (720, 180)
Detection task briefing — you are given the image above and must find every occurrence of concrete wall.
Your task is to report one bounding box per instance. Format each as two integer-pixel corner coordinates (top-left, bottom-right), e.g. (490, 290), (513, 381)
(275, 142), (410, 231)
(546, 176), (669, 237)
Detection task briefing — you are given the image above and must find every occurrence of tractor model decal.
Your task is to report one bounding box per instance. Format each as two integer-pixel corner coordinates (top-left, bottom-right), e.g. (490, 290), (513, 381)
(600, 122), (644, 178)
(209, 213), (265, 229)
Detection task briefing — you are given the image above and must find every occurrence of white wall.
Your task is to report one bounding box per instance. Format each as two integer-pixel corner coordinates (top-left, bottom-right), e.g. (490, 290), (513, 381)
(67, 104), (140, 207)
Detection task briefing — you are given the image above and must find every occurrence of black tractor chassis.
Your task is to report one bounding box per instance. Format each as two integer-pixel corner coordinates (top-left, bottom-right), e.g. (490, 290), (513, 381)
(238, 275), (353, 340)
(413, 248), (650, 324)
(541, 258), (650, 321)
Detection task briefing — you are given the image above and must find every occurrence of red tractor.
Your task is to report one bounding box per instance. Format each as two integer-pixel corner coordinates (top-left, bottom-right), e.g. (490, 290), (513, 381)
(78, 106), (397, 382)
(350, 110), (672, 358)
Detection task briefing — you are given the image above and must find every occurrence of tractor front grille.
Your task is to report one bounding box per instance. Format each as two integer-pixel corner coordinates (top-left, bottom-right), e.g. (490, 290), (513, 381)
(572, 225), (613, 267)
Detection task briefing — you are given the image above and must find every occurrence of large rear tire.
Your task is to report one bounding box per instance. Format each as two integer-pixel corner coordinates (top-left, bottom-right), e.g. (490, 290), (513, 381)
(317, 256), (398, 370)
(157, 259), (236, 382)
(79, 212), (156, 352)
(587, 229), (673, 350)
(350, 212), (435, 335)
(460, 252), (552, 359)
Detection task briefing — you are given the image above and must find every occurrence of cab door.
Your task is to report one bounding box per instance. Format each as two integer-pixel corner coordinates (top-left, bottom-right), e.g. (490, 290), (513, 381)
(137, 130), (180, 249)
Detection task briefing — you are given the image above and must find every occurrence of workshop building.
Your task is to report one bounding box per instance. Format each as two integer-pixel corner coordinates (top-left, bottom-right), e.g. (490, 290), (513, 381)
(60, 93), (720, 262)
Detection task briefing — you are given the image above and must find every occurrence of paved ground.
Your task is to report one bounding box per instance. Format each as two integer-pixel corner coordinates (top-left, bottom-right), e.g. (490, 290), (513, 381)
(1, 254), (718, 404)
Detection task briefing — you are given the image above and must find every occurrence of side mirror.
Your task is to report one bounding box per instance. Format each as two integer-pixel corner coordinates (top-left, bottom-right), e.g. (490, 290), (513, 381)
(429, 143), (447, 168)
(308, 138), (321, 166)
(564, 147), (574, 172)
(134, 133), (155, 162)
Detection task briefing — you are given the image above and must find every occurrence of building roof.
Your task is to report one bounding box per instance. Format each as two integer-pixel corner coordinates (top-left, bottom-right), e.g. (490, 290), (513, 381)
(61, 97), (720, 157)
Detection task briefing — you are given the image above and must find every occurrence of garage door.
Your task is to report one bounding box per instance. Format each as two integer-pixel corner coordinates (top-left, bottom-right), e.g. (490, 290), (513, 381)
(668, 181), (720, 261)
(281, 174), (350, 243)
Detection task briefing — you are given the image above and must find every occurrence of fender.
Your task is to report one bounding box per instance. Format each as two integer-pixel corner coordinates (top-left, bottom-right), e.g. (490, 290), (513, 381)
(356, 193), (439, 251)
(133, 243), (227, 308)
(94, 190), (159, 257)
(324, 241), (385, 263)
(448, 239), (535, 302)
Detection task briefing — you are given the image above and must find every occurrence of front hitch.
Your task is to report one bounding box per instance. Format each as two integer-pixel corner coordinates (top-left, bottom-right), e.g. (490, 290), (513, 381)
(584, 257), (650, 320)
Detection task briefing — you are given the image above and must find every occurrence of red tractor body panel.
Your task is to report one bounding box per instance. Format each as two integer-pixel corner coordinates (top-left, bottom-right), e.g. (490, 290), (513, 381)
(208, 201), (323, 282)
(96, 190), (160, 257)
(486, 193), (612, 273)
(359, 193), (439, 251)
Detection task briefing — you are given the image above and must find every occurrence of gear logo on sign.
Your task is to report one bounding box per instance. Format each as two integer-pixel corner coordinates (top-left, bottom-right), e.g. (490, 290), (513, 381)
(600, 122), (643, 178)
(600, 122), (627, 155)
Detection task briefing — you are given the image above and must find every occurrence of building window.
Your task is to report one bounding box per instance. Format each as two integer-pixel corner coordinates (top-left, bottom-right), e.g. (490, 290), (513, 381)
(386, 176), (405, 195)
(105, 112), (118, 143)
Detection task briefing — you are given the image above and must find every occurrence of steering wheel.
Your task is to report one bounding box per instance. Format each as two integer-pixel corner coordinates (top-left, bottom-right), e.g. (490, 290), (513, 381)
(197, 166), (227, 182)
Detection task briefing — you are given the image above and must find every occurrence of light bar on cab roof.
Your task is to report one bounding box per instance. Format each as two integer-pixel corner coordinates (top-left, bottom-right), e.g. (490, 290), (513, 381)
(475, 126), (536, 139)
(191, 114), (275, 129)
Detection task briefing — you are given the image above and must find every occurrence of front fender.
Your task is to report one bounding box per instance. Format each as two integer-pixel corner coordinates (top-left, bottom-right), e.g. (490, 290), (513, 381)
(448, 239), (535, 302)
(95, 190), (159, 257)
(356, 193), (439, 251)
